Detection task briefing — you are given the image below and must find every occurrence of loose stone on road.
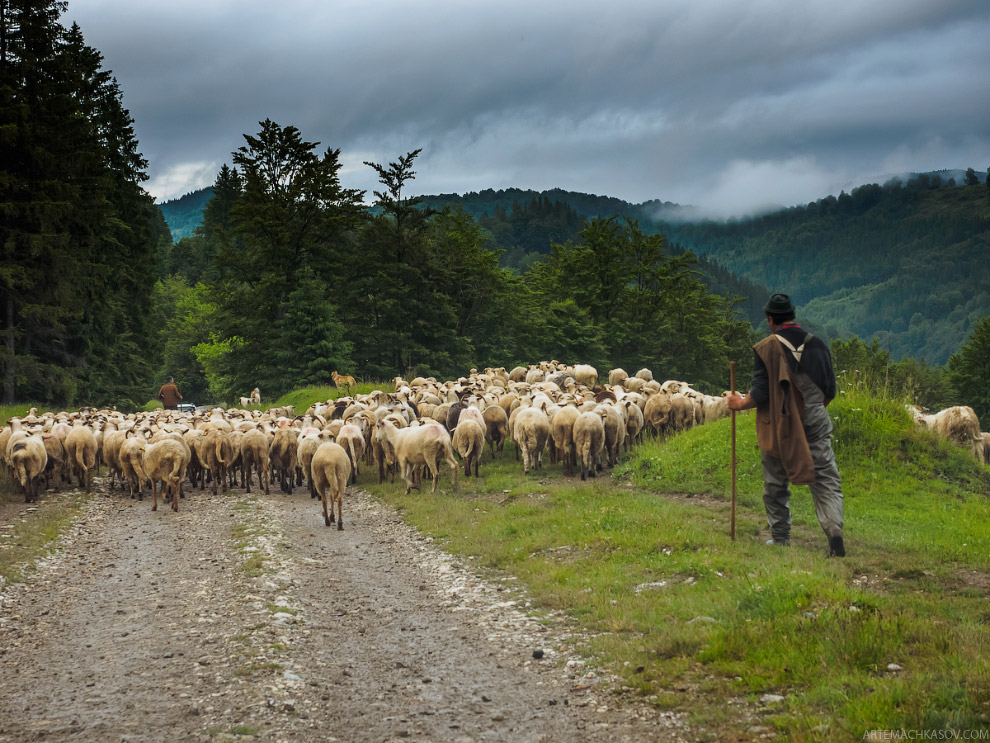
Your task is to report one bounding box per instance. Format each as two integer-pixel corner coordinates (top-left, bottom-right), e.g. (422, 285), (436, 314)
(0, 480), (686, 742)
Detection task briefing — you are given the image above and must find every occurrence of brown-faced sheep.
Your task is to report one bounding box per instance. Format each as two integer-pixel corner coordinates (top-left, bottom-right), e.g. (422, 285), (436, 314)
(311, 441), (351, 529)
(452, 419), (485, 478)
(573, 411), (605, 481)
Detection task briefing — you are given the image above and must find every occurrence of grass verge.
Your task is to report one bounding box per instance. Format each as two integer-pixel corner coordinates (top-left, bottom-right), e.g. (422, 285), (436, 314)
(362, 389), (990, 740)
(0, 473), (90, 585)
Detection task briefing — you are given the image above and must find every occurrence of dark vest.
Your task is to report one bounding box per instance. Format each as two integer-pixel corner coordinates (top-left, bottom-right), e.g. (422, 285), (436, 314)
(753, 335), (816, 485)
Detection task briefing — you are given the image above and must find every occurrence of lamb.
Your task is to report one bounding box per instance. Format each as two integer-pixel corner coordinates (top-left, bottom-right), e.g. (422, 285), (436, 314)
(142, 437), (190, 512)
(514, 404), (551, 475)
(9, 433), (47, 502)
(452, 419), (485, 478)
(379, 420), (459, 495)
(573, 411), (605, 481)
(311, 441), (351, 529)
(64, 422), (98, 491)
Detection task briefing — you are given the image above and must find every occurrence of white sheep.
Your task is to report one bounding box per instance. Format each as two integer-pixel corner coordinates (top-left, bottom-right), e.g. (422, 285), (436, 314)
(573, 411), (605, 481)
(379, 420), (459, 495)
(311, 441), (351, 529)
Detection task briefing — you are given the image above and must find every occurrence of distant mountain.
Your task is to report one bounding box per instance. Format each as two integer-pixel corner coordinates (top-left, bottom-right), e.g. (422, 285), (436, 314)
(156, 174), (990, 364)
(657, 179), (990, 364)
(158, 187), (214, 240)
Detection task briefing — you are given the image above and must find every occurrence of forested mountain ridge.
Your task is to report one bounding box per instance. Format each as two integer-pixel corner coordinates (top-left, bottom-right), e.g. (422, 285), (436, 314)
(160, 187), (215, 240)
(657, 180), (990, 364)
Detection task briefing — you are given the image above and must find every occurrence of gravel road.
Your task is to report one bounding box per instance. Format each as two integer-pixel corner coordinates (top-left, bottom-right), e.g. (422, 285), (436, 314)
(0, 480), (688, 743)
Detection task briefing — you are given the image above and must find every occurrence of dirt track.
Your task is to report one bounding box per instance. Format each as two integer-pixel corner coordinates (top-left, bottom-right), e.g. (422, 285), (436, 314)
(0, 479), (688, 742)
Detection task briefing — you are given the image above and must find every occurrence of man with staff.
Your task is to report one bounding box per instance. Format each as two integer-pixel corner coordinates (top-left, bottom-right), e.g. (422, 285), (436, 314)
(726, 293), (846, 557)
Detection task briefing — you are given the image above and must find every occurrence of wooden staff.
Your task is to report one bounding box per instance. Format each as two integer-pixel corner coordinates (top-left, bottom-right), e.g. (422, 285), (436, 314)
(730, 361), (737, 541)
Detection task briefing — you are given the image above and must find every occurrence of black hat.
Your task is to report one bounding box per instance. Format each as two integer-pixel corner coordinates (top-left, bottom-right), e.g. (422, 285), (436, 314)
(763, 293), (795, 314)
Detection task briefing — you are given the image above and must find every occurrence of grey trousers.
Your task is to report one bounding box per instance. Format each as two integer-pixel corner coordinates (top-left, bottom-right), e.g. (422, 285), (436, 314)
(762, 435), (844, 542)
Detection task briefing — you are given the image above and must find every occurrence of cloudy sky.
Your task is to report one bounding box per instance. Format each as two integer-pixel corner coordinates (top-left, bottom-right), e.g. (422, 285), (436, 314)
(63, 0), (989, 215)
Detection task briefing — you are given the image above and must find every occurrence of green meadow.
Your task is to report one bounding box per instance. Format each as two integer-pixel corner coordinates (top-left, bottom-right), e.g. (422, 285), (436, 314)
(363, 388), (990, 740)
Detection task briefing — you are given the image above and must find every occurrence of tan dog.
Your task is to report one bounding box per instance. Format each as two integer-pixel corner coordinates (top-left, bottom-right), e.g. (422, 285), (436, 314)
(331, 371), (356, 394)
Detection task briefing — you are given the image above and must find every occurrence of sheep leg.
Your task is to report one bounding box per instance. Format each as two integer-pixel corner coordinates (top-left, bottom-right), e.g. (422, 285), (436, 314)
(151, 481), (158, 512)
(321, 488), (332, 527)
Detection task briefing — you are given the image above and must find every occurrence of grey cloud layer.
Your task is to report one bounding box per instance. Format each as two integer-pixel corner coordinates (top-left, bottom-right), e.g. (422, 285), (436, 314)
(65, 0), (990, 211)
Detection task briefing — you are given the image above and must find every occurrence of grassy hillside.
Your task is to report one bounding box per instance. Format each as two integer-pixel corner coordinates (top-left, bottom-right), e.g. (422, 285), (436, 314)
(362, 389), (990, 739)
(659, 183), (990, 363)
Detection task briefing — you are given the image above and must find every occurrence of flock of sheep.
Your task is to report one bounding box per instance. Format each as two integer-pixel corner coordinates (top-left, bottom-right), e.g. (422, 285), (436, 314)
(2, 361), (988, 530)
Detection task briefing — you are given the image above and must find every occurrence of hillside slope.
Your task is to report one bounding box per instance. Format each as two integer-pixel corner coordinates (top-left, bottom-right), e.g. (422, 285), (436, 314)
(658, 182), (990, 363)
(158, 187), (214, 240)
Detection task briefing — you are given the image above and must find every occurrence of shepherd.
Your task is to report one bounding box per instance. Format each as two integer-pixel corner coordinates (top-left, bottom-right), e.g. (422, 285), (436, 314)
(331, 370), (356, 394)
(726, 293), (846, 557)
(157, 376), (183, 411)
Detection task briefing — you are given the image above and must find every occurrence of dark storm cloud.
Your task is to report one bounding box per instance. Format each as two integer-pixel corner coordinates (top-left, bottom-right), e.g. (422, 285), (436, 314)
(64, 0), (990, 214)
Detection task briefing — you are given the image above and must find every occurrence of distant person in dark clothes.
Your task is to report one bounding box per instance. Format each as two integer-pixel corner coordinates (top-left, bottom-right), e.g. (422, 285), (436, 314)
(158, 376), (183, 411)
(726, 293), (845, 557)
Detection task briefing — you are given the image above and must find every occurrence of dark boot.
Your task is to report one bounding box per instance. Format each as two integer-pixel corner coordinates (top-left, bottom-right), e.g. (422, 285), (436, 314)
(828, 535), (846, 557)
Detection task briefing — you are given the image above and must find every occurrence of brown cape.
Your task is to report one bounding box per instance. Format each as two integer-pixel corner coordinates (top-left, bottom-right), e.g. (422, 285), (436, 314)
(753, 335), (816, 485)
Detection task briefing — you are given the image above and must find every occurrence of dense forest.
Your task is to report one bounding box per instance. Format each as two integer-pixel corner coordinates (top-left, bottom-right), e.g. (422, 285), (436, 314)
(0, 0), (172, 407)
